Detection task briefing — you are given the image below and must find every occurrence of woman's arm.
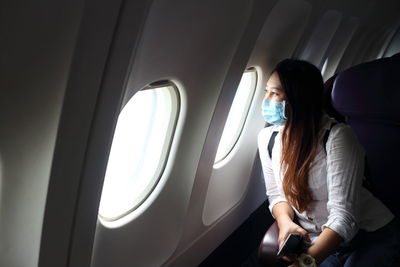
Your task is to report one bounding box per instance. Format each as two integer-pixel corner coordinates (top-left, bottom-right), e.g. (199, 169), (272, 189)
(272, 201), (294, 224)
(306, 125), (365, 264)
(272, 202), (311, 249)
(324, 125), (364, 237)
(258, 129), (310, 247)
(306, 227), (343, 264)
(258, 129), (288, 214)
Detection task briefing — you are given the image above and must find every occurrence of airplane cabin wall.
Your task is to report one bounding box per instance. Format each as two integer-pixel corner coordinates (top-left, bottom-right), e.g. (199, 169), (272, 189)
(92, 0), (400, 266)
(1, 0), (400, 267)
(335, 0), (400, 72)
(384, 28), (400, 57)
(294, 0), (400, 75)
(39, 1), (153, 267)
(0, 1), (84, 267)
(169, 0), (312, 265)
(91, 0), (273, 266)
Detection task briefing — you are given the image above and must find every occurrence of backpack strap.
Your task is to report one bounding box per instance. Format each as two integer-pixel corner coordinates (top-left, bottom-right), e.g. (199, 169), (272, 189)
(268, 131), (279, 159)
(323, 122), (338, 154)
(323, 122), (375, 194)
(266, 121), (375, 195)
(268, 122), (337, 160)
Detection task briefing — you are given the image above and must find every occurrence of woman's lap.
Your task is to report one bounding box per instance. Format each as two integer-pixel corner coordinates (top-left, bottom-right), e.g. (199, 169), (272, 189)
(320, 219), (400, 267)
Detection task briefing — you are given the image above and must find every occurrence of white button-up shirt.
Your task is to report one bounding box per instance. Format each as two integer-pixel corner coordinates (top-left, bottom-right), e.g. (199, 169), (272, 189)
(258, 115), (394, 243)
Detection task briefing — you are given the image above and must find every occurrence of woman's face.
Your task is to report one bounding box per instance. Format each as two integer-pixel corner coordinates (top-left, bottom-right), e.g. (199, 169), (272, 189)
(264, 72), (286, 102)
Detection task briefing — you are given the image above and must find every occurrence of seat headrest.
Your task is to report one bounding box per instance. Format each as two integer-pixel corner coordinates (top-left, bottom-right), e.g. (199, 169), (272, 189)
(332, 55), (400, 123)
(330, 54), (400, 217)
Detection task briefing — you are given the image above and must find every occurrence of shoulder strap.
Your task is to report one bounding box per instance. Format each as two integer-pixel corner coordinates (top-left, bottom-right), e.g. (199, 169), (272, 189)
(268, 122), (337, 159)
(323, 122), (375, 194)
(323, 122), (338, 154)
(268, 131), (279, 159)
(362, 157), (375, 193)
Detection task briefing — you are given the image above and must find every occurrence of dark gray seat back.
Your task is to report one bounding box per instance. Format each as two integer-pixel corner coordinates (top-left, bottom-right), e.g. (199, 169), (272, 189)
(332, 53), (400, 217)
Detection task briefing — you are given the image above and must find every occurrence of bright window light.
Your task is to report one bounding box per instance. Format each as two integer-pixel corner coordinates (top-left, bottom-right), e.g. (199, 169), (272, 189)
(321, 57), (329, 79)
(99, 83), (179, 221)
(214, 70), (257, 163)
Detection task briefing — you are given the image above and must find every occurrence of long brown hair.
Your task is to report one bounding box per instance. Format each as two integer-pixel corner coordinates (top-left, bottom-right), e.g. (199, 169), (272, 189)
(274, 59), (324, 212)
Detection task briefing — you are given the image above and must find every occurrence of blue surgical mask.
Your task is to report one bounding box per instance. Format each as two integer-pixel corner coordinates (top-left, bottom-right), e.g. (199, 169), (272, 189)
(262, 99), (287, 125)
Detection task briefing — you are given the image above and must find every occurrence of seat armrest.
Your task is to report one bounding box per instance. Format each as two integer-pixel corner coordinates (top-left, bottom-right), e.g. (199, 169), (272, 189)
(257, 221), (289, 267)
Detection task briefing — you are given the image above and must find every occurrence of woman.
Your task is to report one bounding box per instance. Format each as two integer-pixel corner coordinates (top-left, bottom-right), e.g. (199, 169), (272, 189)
(258, 59), (400, 267)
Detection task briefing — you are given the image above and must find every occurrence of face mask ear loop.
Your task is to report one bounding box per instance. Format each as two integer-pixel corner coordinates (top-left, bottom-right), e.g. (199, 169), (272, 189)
(282, 101), (288, 120)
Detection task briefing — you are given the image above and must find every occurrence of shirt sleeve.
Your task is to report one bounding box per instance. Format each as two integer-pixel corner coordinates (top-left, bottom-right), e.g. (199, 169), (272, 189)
(258, 128), (287, 216)
(322, 124), (364, 241)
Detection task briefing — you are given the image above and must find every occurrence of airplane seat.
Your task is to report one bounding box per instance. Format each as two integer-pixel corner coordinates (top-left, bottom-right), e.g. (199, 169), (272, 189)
(257, 221), (288, 267)
(257, 54), (400, 266)
(332, 53), (400, 218)
(323, 74), (346, 123)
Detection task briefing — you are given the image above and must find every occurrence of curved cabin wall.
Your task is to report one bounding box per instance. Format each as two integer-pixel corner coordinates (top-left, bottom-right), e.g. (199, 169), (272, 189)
(384, 27), (400, 57)
(202, 0), (312, 227)
(0, 1), (84, 266)
(92, 0), (259, 266)
(1, 0), (399, 267)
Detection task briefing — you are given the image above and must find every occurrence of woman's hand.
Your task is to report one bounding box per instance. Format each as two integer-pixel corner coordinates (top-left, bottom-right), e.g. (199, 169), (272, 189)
(271, 202), (310, 262)
(277, 219), (311, 262)
(277, 220), (310, 249)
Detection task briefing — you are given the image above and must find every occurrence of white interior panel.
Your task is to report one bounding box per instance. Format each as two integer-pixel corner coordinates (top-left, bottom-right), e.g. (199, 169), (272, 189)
(91, 0), (254, 266)
(0, 1), (83, 266)
(248, 0), (312, 70)
(376, 28), (397, 58)
(2, 0), (400, 267)
(162, 1), (283, 264)
(202, 0), (312, 226)
(321, 17), (359, 80)
(384, 27), (400, 57)
(300, 10), (343, 66)
(353, 29), (388, 64)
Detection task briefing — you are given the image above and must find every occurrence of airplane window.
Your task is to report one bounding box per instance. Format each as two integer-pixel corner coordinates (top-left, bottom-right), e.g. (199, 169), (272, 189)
(214, 69), (257, 164)
(98, 83), (179, 221)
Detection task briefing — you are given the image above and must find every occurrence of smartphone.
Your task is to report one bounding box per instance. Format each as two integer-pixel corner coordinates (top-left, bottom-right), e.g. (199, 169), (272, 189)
(276, 234), (303, 257)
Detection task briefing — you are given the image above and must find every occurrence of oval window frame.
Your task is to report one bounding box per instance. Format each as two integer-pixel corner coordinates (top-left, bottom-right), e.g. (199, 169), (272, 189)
(98, 81), (180, 221)
(213, 68), (258, 165)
